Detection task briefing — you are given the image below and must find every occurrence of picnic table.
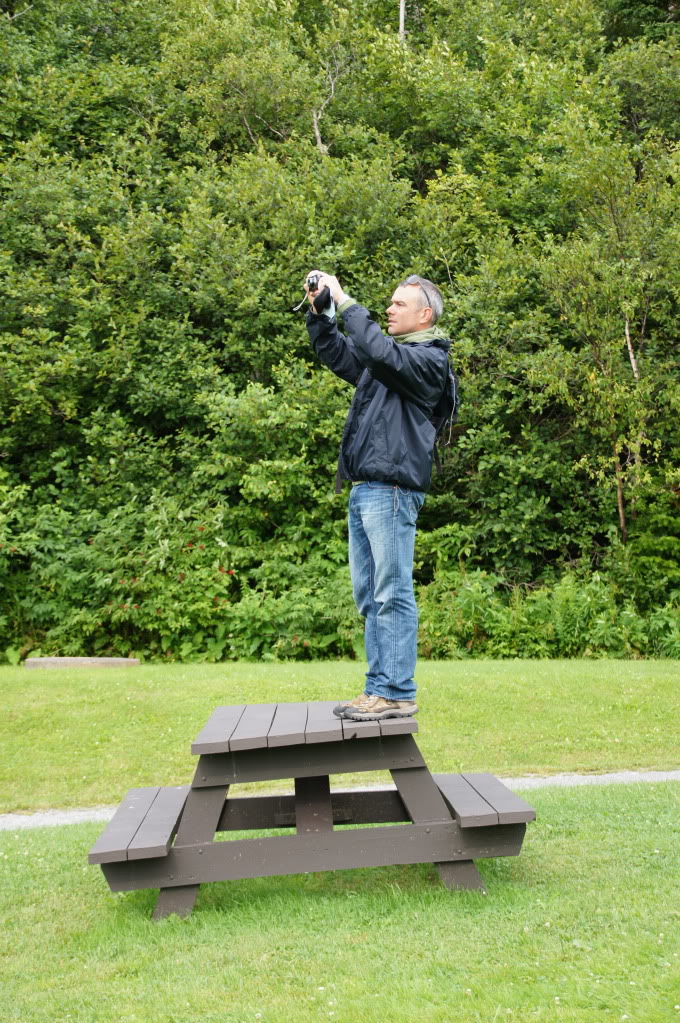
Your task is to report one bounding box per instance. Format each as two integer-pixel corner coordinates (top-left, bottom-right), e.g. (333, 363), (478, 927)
(89, 700), (536, 919)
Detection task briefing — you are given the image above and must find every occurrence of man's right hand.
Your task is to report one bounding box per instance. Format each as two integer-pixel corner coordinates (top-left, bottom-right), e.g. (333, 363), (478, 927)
(304, 269), (322, 305)
(305, 270), (348, 307)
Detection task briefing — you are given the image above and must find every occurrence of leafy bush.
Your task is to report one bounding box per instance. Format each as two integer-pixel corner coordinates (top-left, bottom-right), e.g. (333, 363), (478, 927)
(1, 0), (679, 661)
(417, 570), (680, 659)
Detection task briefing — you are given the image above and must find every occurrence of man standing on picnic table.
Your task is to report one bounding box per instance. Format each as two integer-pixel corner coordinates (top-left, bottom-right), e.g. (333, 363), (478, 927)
(304, 271), (451, 722)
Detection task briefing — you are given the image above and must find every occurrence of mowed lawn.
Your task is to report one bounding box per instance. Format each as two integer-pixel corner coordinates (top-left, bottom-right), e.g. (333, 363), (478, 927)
(1, 661), (679, 1022)
(1, 660), (678, 812)
(0, 784), (678, 1022)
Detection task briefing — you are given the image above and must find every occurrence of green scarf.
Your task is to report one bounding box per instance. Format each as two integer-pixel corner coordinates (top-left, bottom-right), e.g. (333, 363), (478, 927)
(394, 325), (448, 344)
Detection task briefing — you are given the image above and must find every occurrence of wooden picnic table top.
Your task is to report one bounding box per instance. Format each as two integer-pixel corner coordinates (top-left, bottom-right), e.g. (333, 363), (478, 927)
(191, 700), (418, 755)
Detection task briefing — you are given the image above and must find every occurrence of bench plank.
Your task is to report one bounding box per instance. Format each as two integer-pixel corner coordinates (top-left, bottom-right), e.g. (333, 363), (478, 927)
(191, 705), (246, 754)
(127, 785), (190, 860)
(462, 773), (536, 824)
(267, 702), (308, 747)
(229, 703), (278, 751)
(88, 787), (159, 864)
(433, 773), (499, 827)
(305, 701), (343, 743)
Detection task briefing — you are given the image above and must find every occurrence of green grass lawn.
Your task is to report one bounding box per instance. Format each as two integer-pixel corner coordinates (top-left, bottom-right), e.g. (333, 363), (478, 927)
(1, 783), (678, 1023)
(2, 660), (678, 813)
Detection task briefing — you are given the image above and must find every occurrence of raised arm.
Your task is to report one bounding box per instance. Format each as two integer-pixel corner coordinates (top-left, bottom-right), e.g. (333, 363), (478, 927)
(341, 304), (448, 410)
(306, 310), (364, 386)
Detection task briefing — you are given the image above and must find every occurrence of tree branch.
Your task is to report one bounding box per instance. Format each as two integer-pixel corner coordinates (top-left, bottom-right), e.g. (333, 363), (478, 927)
(614, 450), (628, 542)
(312, 109), (328, 155)
(624, 317), (640, 382)
(399, 0), (406, 42)
(5, 3), (33, 20)
(311, 48), (354, 155)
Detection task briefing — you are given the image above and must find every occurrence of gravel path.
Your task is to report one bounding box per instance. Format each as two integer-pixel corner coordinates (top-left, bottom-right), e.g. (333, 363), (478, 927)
(2, 769), (679, 831)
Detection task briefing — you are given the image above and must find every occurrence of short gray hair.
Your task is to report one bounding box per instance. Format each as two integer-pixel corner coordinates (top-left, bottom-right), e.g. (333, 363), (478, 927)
(400, 274), (444, 324)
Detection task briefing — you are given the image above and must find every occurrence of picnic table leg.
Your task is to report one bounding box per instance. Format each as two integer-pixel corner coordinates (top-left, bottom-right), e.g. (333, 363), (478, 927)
(390, 764), (486, 893)
(434, 859), (485, 891)
(294, 776), (333, 834)
(152, 784), (229, 920)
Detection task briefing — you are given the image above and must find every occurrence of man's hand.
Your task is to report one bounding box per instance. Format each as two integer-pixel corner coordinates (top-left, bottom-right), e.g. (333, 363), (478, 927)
(304, 270), (347, 306)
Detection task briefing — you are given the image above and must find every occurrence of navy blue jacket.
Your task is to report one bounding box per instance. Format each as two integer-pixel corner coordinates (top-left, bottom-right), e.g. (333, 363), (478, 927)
(306, 302), (450, 492)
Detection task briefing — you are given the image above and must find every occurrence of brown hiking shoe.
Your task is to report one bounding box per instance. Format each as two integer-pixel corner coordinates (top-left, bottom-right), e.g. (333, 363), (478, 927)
(345, 696), (418, 720)
(333, 692), (372, 718)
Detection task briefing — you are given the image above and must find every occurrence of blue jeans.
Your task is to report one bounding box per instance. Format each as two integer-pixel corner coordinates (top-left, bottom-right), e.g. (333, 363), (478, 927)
(348, 482), (425, 701)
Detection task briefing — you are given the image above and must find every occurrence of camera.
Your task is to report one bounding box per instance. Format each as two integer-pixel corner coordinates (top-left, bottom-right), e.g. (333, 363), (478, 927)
(292, 273), (335, 315)
(306, 274), (334, 316)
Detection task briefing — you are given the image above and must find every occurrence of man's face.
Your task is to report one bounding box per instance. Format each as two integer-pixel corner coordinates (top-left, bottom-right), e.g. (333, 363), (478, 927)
(386, 285), (433, 336)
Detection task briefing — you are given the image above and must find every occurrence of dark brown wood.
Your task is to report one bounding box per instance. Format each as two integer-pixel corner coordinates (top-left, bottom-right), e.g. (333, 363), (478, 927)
(217, 788), (410, 831)
(378, 717), (418, 736)
(390, 767), (453, 824)
(219, 794), (294, 831)
(88, 787), (159, 864)
(193, 733), (425, 787)
(229, 703), (278, 751)
(127, 785), (190, 860)
(294, 776), (334, 834)
(304, 701), (343, 743)
(90, 701), (535, 917)
(190, 701), (418, 752)
(152, 782), (229, 920)
(332, 788), (410, 826)
(435, 859), (486, 892)
(191, 705), (246, 754)
(433, 773), (499, 827)
(267, 702), (308, 748)
(102, 821), (528, 892)
(341, 718), (380, 740)
(462, 773), (537, 824)
(151, 885), (202, 917)
(389, 766), (484, 893)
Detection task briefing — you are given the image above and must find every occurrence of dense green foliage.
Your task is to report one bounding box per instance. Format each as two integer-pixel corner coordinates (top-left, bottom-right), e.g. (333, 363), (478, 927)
(1, 0), (679, 662)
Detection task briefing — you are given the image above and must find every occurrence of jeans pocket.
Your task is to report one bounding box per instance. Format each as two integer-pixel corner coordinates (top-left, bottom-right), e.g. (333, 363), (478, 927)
(409, 491), (425, 518)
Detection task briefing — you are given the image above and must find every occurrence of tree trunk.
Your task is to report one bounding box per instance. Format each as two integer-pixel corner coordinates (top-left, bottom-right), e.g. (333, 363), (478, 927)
(614, 450), (628, 542)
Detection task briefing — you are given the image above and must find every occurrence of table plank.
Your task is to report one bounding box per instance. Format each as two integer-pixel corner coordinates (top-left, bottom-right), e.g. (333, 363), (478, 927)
(229, 703), (278, 751)
(342, 718), (381, 739)
(191, 705), (246, 754)
(127, 785), (190, 860)
(305, 701), (343, 743)
(379, 717), (418, 736)
(462, 773), (537, 824)
(267, 702), (308, 747)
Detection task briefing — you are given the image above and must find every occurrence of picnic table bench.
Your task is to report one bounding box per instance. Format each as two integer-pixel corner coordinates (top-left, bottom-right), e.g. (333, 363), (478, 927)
(89, 700), (536, 919)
